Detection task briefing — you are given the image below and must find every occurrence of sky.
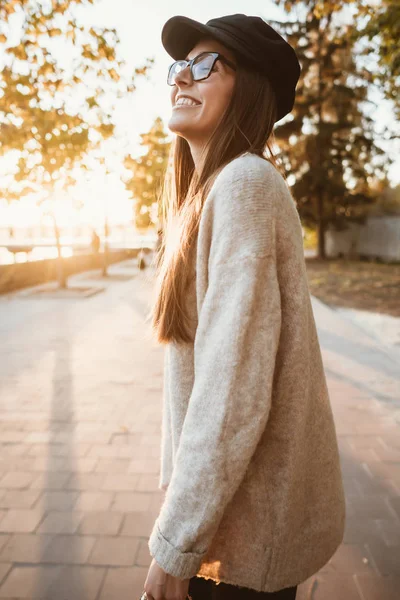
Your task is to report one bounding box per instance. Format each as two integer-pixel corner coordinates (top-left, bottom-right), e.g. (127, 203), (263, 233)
(1, 0), (398, 231)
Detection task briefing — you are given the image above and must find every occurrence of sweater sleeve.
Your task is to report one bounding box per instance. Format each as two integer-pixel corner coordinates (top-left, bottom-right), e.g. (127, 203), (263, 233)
(148, 157), (282, 579)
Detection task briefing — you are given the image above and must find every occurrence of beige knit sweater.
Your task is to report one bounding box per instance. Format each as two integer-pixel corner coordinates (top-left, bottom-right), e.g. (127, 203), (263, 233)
(148, 152), (346, 593)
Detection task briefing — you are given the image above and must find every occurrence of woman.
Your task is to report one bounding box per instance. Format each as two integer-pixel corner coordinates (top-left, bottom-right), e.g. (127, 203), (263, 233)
(142, 13), (346, 600)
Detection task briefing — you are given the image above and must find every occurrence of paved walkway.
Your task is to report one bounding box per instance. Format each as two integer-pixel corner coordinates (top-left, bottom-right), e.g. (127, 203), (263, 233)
(0, 258), (398, 599)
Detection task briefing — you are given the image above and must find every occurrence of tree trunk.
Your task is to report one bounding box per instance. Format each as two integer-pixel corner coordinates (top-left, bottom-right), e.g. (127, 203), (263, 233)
(102, 218), (109, 277)
(53, 216), (67, 289)
(317, 190), (326, 259)
(316, 11), (326, 260)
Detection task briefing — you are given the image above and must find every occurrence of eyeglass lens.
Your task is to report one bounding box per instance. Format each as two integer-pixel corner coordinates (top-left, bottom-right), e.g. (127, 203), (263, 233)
(168, 53), (215, 85)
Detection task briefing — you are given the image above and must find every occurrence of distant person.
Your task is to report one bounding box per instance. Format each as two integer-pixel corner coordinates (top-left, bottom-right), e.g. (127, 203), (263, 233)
(142, 14), (346, 600)
(91, 229), (100, 254)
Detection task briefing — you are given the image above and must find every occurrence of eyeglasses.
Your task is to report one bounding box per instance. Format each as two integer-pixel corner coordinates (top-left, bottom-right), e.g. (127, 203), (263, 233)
(167, 51), (237, 86)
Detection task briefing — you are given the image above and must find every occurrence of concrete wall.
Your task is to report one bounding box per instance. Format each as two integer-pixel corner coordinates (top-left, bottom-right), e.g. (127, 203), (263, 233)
(326, 215), (400, 262)
(0, 249), (150, 295)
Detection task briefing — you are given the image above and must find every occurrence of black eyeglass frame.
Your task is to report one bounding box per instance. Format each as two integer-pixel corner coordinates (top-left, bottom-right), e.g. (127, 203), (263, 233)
(167, 51), (237, 86)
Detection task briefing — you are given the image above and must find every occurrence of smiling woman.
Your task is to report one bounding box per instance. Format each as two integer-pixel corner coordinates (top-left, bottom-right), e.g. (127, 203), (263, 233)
(144, 12), (346, 600)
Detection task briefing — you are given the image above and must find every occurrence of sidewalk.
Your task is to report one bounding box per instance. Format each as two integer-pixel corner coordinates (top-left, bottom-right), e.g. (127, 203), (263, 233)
(0, 258), (399, 599)
(333, 305), (400, 366)
(302, 296), (400, 599)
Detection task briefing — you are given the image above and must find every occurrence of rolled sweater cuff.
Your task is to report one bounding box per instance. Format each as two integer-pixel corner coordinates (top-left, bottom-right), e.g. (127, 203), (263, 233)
(148, 521), (206, 579)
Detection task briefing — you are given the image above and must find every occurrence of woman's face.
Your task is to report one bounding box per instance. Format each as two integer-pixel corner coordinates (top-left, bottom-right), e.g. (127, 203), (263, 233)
(168, 37), (237, 145)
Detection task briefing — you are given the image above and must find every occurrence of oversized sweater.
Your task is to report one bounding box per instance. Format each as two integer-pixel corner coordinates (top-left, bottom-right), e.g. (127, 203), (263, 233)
(148, 151), (346, 593)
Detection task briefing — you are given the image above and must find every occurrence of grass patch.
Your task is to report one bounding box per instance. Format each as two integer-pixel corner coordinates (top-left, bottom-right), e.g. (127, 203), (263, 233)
(305, 257), (400, 317)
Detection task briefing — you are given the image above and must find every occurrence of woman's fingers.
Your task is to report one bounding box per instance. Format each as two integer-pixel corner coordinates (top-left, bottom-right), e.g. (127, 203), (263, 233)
(143, 557), (190, 600)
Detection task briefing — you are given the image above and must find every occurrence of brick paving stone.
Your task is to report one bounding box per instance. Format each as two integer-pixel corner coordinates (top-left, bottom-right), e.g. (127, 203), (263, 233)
(0, 510), (44, 533)
(78, 511), (123, 535)
(354, 473), (400, 498)
(120, 511), (158, 537)
(136, 473), (160, 493)
(86, 444), (136, 459)
(74, 432), (114, 445)
(128, 457), (160, 474)
(22, 422), (53, 432)
(390, 479), (400, 495)
(31, 457), (66, 472)
(371, 445), (400, 462)
(380, 434), (400, 450)
(343, 517), (385, 545)
(25, 432), (55, 444)
(0, 564), (11, 587)
(323, 543), (378, 576)
(346, 496), (398, 520)
(74, 491), (114, 512)
(27, 442), (91, 457)
(388, 495), (400, 520)
(0, 432), (26, 443)
(139, 434), (162, 447)
(29, 471), (71, 490)
(0, 565), (62, 598)
(60, 458), (99, 473)
(374, 517), (400, 546)
(100, 473), (140, 491)
(98, 566), (148, 600)
(342, 478), (364, 501)
(34, 490), (79, 511)
(355, 422), (398, 435)
(345, 447), (379, 465)
(0, 444), (29, 457)
(149, 492), (165, 513)
(364, 538), (400, 576)
(135, 539), (152, 567)
(87, 536), (140, 566)
(134, 445), (161, 461)
(347, 436), (387, 451)
(45, 565), (106, 600)
(64, 473), (106, 491)
(0, 535), (9, 554)
(0, 472), (35, 489)
(0, 490), (41, 509)
(94, 458), (131, 473)
(355, 574), (400, 600)
(111, 492), (153, 512)
(3, 458), (36, 472)
(40, 534), (96, 564)
(0, 533), (53, 563)
(36, 511), (84, 534)
(111, 432), (143, 446)
(363, 460), (400, 482)
(296, 573), (363, 600)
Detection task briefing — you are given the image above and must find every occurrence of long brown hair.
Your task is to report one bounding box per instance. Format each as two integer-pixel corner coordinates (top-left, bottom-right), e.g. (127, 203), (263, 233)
(150, 62), (280, 345)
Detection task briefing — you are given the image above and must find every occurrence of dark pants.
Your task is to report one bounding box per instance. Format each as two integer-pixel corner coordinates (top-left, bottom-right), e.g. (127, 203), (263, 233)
(188, 576), (297, 599)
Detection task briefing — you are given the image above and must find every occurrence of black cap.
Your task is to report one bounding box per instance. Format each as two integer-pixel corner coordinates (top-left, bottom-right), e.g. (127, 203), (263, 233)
(161, 13), (301, 122)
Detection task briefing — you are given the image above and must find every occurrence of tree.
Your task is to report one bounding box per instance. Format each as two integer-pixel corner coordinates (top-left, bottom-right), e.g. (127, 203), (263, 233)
(355, 0), (400, 121)
(271, 1), (389, 258)
(123, 117), (171, 231)
(0, 0), (153, 285)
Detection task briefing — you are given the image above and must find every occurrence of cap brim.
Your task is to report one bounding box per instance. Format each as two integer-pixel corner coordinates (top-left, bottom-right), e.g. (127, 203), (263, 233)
(162, 15), (227, 60)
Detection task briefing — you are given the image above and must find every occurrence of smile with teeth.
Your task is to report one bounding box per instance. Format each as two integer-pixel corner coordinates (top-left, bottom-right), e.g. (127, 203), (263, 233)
(174, 97), (201, 107)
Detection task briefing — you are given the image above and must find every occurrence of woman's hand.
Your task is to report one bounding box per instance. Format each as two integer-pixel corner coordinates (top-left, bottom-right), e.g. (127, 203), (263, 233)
(143, 557), (191, 600)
